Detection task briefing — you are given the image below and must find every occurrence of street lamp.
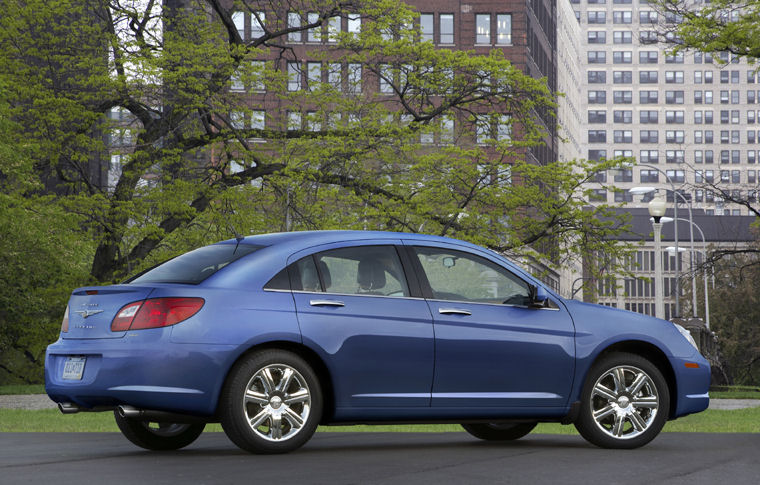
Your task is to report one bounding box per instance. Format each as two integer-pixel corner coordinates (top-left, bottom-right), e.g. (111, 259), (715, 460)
(648, 193), (667, 319)
(629, 164), (682, 317)
(667, 217), (711, 329)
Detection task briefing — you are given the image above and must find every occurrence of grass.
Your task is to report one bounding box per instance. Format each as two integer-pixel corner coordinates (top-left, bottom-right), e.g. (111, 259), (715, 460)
(1, 407), (759, 433)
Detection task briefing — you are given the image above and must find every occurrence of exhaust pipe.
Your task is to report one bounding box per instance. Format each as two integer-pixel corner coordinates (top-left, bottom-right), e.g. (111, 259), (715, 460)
(116, 405), (212, 424)
(58, 402), (81, 414)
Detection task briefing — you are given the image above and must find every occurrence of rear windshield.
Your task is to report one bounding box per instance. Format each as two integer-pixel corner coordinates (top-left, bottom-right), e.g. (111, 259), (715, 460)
(128, 244), (261, 285)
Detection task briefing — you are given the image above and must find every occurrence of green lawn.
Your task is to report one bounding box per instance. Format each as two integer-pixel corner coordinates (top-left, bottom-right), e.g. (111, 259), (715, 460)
(1, 407), (758, 433)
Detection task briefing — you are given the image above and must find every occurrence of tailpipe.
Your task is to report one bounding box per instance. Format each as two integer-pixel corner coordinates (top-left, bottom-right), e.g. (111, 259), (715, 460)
(116, 405), (211, 424)
(58, 402), (82, 414)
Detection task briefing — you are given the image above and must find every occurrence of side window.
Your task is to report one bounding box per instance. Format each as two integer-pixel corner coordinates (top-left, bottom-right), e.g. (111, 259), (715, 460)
(413, 246), (530, 305)
(313, 245), (410, 297)
(264, 268), (290, 290)
(291, 256), (322, 292)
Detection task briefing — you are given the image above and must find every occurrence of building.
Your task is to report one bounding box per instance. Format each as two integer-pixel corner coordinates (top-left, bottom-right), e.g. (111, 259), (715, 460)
(571, 0), (760, 215)
(592, 208), (755, 320)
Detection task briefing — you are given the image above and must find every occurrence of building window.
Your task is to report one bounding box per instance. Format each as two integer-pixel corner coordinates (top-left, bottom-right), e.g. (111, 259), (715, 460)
(307, 12), (321, 42)
(496, 14), (511, 44)
(287, 62), (301, 91)
(347, 15), (361, 34)
(379, 64), (393, 94)
(613, 90), (632, 103)
(232, 11), (245, 39)
(288, 12), (302, 42)
(588, 130), (607, 143)
(613, 10), (632, 24)
(347, 63), (362, 93)
(613, 51), (632, 64)
(588, 31), (606, 44)
(440, 14), (454, 43)
(588, 51), (607, 64)
(665, 110), (684, 123)
(639, 71), (658, 83)
(251, 12), (265, 38)
(287, 111), (303, 132)
(665, 71), (684, 83)
(588, 90), (607, 104)
(640, 30), (657, 43)
(665, 91), (684, 104)
(588, 11), (607, 24)
(420, 14), (434, 42)
(614, 110), (632, 123)
(640, 110), (658, 123)
(588, 110), (607, 123)
(328, 63), (342, 91)
(307, 62), (321, 90)
(640, 11), (658, 24)
(613, 71), (632, 84)
(613, 31), (632, 44)
(640, 130), (658, 143)
(476, 14), (490, 44)
(614, 130), (632, 143)
(639, 90), (658, 104)
(639, 51), (658, 64)
(640, 169), (659, 182)
(588, 71), (606, 83)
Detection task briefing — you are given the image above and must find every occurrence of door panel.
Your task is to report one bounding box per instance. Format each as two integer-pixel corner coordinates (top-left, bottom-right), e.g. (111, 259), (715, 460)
(407, 244), (576, 408)
(290, 243), (434, 409)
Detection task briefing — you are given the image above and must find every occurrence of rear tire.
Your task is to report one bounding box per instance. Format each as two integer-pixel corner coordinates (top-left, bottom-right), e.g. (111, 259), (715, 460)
(114, 410), (205, 451)
(462, 422), (537, 441)
(574, 352), (669, 449)
(219, 349), (323, 454)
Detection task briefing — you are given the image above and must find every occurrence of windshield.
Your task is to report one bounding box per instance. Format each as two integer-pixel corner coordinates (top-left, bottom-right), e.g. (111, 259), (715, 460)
(128, 243), (261, 285)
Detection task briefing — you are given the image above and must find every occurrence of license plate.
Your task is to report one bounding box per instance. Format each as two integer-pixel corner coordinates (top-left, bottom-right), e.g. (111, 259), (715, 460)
(62, 356), (86, 380)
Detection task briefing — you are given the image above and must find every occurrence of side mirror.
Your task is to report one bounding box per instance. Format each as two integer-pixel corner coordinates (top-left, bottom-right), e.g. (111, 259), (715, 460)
(530, 285), (550, 308)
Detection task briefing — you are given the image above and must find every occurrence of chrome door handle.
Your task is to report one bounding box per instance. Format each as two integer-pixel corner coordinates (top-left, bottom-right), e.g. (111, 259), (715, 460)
(310, 299), (345, 307)
(438, 308), (472, 316)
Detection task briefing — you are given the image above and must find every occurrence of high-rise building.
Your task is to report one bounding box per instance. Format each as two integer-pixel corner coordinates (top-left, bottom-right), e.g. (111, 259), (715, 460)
(572, 0), (760, 215)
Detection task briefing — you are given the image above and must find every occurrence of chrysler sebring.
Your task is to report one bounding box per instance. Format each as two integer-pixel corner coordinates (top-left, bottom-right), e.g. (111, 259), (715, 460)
(45, 231), (709, 453)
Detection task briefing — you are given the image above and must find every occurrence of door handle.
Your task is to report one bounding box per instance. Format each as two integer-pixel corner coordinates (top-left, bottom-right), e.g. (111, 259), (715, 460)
(438, 308), (472, 316)
(310, 299), (345, 307)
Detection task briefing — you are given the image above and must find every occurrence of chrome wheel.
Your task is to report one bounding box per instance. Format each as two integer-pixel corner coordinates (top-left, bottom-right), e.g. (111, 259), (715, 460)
(242, 364), (312, 442)
(590, 365), (659, 440)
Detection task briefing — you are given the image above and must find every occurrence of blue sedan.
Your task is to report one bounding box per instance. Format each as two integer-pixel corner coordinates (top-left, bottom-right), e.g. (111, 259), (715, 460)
(45, 231), (709, 453)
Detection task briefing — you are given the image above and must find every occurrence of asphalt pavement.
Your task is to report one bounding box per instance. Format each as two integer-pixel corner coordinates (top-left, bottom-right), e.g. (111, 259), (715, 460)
(1, 432), (759, 484)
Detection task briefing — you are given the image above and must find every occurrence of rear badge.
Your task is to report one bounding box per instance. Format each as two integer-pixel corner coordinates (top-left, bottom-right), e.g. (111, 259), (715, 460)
(74, 309), (104, 319)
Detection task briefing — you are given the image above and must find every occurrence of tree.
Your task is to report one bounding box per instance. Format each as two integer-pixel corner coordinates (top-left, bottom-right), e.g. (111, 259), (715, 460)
(0, 0), (631, 286)
(654, 1), (760, 59)
(701, 252), (760, 385)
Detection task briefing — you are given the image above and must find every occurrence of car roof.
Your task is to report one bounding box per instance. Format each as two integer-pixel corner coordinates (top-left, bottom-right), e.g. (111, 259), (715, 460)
(218, 230), (484, 252)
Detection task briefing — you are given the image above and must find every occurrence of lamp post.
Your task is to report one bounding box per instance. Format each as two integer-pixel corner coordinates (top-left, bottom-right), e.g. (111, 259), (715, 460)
(648, 195), (667, 319)
(667, 217), (711, 329)
(628, 163), (682, 317)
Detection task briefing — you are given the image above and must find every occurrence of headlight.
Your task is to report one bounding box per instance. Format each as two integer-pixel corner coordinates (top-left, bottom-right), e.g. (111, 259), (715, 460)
(673, 323), (699, 350)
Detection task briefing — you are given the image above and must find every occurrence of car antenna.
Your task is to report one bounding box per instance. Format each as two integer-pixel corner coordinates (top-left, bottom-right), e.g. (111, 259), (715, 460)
(224, 201), (245, 255)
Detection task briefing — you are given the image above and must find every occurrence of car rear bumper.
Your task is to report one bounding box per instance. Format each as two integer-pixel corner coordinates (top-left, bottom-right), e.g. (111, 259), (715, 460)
(45, 335), (236, 416)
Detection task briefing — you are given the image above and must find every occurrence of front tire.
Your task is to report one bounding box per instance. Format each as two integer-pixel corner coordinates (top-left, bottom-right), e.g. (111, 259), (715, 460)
(462, 422), (537, 441)
(219, 349), (323, 454)
(114, 411), (205, 451)
(574, 352), (669, 449)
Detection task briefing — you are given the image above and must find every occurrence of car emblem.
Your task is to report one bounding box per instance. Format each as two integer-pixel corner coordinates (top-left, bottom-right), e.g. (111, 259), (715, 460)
(74, 309), (104, 319)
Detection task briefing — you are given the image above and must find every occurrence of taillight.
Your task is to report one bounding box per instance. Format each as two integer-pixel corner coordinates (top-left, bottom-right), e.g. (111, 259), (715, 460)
(61, 305), (70, 333)
(111, 298), (204, 332)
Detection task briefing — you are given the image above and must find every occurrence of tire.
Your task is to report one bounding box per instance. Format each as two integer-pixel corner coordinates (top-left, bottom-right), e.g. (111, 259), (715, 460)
(114, 410), (205, 451)
(462, 422), (537, 441)
(219, 349), (323, 454)
(574, 352), (670, 449)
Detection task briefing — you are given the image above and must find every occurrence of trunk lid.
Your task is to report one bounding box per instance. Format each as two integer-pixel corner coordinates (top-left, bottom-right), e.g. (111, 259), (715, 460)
(62, 285), (155, 339)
